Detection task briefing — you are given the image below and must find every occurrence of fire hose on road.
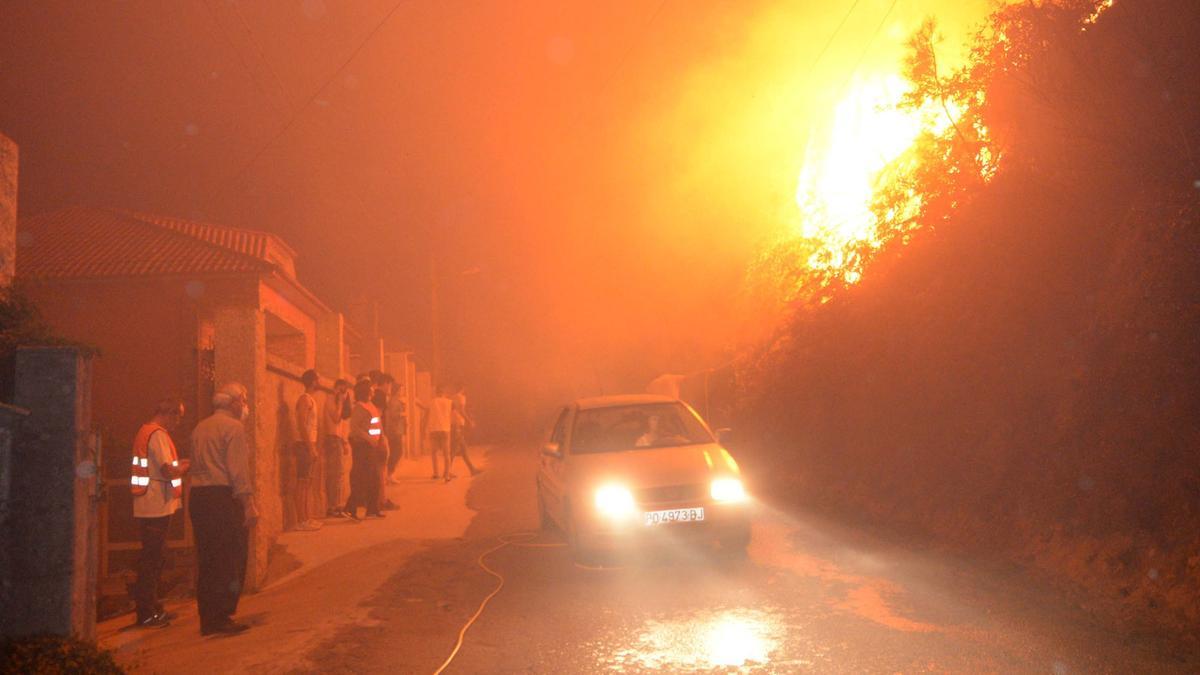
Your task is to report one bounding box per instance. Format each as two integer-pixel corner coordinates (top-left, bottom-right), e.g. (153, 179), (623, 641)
(432, 532), (568, 675)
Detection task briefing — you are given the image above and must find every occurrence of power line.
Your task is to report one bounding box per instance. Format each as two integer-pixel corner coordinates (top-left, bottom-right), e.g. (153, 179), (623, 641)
(834, 0), (902, 100)
(598, 0), (670, 94)
(220, 0), (414, 195)
(201, 0), (288, 120)
(230, 0), (294, 113)
(806, 0), (863, 80)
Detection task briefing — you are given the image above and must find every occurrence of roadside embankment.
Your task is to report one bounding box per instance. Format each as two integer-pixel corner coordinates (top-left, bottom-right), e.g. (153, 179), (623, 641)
(739, 181), (1200, 640)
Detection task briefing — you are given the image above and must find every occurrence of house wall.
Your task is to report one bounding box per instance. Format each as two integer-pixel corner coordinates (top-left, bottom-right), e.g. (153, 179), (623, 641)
(260, 362), (330, 532)
(209, 302), (270, 586)
(0, 132), (16, 288)
(19, 273), (344, 591)
(260, 283), (316, 368)
(18, 277), (244, 455)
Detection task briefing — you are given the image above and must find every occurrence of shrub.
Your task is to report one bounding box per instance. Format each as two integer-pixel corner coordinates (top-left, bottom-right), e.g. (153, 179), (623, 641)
(0, 635), (123, 675)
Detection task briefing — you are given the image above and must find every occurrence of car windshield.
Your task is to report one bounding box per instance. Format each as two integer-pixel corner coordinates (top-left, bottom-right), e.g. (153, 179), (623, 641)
(570, 402), (713, 454)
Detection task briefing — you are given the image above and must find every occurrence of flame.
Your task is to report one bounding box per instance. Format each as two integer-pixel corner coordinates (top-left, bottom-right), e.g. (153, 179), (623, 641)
(1084, 0), (1116, 26)
(790, 73), (963, 289)
(794, 75), (923, 284)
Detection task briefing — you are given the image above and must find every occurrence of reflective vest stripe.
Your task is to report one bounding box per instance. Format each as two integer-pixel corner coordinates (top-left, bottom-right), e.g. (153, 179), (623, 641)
(357, 405), (384, 439)
(130, 423), (183, 498)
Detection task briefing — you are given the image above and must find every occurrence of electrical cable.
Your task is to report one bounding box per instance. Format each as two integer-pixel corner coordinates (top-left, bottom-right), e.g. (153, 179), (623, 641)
(229, 0), (294, 112)
(201, 0), (288, 120)
(833, 0), (903, 101)
(806, 0), (864, 81)
(595, 0), (670, 95)
(220, 0), (416, 194)
(432, 532), (567, 675)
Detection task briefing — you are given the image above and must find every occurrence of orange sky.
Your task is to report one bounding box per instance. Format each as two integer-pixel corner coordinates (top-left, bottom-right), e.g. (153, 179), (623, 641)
(0, 0), (993, 421)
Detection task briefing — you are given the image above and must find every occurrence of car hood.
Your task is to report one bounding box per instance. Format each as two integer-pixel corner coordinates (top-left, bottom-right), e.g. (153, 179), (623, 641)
(567, 442), (740, 490)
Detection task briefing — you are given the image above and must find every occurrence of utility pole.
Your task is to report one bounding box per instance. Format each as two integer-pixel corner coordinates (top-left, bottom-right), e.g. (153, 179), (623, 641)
(429, 252), (441, 384)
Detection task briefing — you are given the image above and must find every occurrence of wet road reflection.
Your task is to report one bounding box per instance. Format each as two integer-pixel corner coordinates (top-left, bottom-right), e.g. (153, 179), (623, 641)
(297, 446), (1199, 674)
(602, 606), (780, 671)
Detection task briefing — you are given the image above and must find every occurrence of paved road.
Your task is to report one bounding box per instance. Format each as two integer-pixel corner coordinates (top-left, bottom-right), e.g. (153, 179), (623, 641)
(305, 444), (1198, 674)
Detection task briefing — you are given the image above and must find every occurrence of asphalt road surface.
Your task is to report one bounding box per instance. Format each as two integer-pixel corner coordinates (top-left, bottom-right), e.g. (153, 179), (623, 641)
(304, 444), (1198, 674)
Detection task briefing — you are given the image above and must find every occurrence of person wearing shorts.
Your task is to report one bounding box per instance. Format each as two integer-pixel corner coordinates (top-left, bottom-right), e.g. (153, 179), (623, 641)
(292, 370), (322, 531)
(428, 385), (454, 481)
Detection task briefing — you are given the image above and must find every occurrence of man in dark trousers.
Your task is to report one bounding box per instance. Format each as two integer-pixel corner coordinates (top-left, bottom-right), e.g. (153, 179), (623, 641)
(345, 378), (384, 518)
(130, 397), (190, 628)
(371, 372), (398, 510)
(450, 382), (481, 477)
(189, 382), (259, 636)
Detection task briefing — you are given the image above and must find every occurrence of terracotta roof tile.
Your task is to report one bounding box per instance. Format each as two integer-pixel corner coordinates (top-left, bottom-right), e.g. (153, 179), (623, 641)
(15, 207), (284, 281)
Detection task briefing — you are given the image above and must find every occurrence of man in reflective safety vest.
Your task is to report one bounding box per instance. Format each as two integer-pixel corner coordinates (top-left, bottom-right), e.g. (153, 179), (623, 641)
(130, 398), (191, 628)
(344, 378), (384, 519)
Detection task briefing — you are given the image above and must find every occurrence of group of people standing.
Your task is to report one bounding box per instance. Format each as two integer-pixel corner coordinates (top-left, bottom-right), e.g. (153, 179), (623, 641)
(128, 372), (480, 636)
(129, 383), (256, 636)
(288, 369), (406, 528)
(299, 372), (484, 519)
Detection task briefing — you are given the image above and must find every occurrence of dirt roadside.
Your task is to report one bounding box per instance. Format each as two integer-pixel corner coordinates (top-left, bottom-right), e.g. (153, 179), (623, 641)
(97, 451), (485, 673)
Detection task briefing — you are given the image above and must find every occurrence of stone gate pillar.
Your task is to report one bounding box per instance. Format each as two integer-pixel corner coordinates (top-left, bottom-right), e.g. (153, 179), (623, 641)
(1, 347), (97, 640)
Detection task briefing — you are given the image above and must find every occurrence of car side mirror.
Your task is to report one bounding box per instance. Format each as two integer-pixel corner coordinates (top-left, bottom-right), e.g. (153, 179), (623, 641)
(715, 428), (733, 445)
(541, 442), (563, 458)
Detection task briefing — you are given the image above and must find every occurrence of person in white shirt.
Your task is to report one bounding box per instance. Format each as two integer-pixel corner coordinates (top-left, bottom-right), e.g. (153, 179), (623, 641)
(131, 398), (190, 628)
(450, 383), (481, 477)
(292, 370), (323, 531)
(428, 386), (454, 481)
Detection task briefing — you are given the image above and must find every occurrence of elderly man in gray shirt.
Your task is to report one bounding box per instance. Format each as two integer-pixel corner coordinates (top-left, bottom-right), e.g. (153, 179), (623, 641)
(189, 382), (259, 636)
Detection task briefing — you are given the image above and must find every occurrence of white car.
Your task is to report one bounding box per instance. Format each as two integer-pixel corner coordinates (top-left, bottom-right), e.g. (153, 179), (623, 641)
(536, 394), (752, 560)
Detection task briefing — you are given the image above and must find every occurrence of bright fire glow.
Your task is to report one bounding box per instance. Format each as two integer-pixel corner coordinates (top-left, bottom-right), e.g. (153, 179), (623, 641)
(1084, 0), (1116, 26)
(793, 75), (928, 285)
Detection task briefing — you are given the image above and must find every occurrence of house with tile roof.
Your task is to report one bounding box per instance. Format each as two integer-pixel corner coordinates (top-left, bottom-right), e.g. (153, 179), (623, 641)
(14, 206), (361, 593)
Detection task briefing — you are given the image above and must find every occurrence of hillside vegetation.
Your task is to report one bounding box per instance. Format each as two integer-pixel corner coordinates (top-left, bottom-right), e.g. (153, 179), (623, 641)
(740, 0), (1200, 634)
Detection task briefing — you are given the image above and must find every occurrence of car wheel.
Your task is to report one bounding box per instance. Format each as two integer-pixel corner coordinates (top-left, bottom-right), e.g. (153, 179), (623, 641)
(565, 503), (597, 565)
(537, 482), (554, 531)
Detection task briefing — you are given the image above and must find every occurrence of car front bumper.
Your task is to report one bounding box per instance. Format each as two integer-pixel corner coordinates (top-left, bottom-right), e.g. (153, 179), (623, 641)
(574, 501), (752, 551)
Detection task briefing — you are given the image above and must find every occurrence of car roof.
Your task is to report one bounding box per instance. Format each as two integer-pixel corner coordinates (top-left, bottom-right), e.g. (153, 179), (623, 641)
(573, 394), (679, 410)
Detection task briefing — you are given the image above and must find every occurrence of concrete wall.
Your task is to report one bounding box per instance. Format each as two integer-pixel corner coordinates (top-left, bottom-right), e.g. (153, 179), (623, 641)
(210, 304), (271, 587)
(0, 403), (30, 629)
(20, 276), (254, 455)
(316, 311), (346, 380)
(19, 273), (345, 591)
(1, 348), (96, 639)
(0, 131), (15, 288)
(21, 276), (271, 590)
(260, 363), (331, 531)
(260, 284), (316, 368)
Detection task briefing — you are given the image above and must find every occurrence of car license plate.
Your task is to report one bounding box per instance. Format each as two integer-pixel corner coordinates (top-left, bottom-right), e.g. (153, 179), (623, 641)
(643, 507), (705, 526)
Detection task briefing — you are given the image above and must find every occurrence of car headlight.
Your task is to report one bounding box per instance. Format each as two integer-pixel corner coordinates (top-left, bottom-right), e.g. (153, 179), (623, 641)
(594, 484), (636, 518)
(710, 478), (746, 503)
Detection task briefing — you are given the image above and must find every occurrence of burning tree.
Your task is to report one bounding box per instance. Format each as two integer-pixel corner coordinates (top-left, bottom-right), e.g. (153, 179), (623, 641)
(739, 0), (1200, 633)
